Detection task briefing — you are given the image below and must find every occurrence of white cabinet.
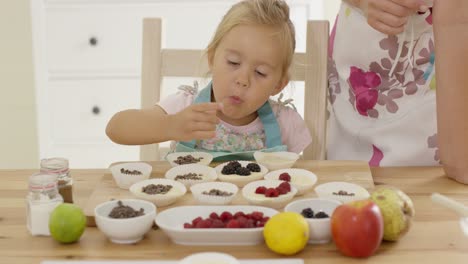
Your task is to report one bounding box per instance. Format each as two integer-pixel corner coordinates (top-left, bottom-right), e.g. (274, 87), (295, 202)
(31, 0), (328, 168)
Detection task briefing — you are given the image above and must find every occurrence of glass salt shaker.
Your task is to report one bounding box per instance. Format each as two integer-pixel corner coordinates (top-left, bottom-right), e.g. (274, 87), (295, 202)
(40, 157), (74, 203)
(26, 173), (63, 236)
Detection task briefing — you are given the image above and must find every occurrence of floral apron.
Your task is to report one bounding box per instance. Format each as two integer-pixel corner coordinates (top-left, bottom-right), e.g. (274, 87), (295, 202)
(174, 83), (287, 161)
(327, 3), (438, 166)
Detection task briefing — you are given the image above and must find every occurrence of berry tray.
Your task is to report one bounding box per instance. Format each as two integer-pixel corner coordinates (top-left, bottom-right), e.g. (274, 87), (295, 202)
(154, 205), (278, 245)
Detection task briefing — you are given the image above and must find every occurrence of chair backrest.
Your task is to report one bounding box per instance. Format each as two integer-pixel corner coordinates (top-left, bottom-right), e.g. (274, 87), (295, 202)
(140, 18), (329, 161)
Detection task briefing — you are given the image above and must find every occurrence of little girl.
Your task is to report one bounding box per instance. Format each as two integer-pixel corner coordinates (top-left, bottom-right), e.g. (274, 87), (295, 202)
(106, 0), (311, 161)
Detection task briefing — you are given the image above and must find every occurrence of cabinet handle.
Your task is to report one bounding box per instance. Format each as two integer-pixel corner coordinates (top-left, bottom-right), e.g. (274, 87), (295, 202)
(92, 106), (100, 115)
(89, 37), (98, 46)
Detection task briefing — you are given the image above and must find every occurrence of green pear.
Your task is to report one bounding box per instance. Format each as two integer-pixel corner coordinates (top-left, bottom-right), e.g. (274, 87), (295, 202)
(370, 186), (415, 241)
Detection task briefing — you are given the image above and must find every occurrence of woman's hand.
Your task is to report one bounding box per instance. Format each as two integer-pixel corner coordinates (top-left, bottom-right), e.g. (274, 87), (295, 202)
(350, 0), (429, 35)
(168, 102), (222, 141)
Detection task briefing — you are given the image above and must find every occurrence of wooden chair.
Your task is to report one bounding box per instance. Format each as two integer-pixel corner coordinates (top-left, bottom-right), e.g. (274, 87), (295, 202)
(140, 18), (329, 161)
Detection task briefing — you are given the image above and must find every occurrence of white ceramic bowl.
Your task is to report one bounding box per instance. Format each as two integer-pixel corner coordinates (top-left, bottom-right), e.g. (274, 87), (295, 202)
(129, 178), (187, 207)
(215, 161), (268, 187)
(285, 198), (342, 244)
(165, 164), (218, 189)
(166, 152), (214, 167)
(264, 168), (318, 196)
(179, 252), (239, 264)
(242, 180), (297, 209)
(253, 151), (299, 170)
(190, 181), (239, 205)
(314, 181), (370, 203)
(155, 205), (278, 245)
(109, 162), (152, 189)
(94, 199), (156, 244)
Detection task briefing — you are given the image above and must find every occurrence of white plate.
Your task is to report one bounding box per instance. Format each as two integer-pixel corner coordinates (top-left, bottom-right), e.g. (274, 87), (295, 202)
(314, 181), (370, 203)
(264, 168), (317, 196)
(42, 260), (304, 264)
(166, 152), (213, 167)
(129, 178), (187, 207)
(215, 161), (268, 187)
(155, 205), (278, 245)
(242, 180), (297, 209)
(165, 164), (218, 189)
(254, 151), (299, 170)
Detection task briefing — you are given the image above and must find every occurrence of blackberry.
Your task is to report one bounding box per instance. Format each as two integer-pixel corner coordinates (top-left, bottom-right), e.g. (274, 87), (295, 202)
(221, 165), (237, 175)
(227, 161), (241, 169)
(236, 167), (251, 176)
(301, 208), (314, 218)
(246, 163), (261, 172)
(314, 211), (329, 218)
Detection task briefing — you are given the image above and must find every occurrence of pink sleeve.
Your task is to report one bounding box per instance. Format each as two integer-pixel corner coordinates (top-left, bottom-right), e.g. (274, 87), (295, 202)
(157, 90), (195, 115)
(276, 106), (312, 154)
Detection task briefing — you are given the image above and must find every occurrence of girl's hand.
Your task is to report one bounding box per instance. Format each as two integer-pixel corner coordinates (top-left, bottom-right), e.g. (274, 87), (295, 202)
(168, 102), (222, 141)
(357, 0), (429, 35)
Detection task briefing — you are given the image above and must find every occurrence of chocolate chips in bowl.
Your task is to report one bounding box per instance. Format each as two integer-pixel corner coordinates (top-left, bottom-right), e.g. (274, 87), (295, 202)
(166, 152), (213, 167)
(190, 181), (239, 205)
(94, 199), (156, 244)
(129, 178), (187, 207)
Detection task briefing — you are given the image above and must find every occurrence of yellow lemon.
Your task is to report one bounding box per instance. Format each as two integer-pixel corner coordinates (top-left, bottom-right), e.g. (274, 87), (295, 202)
(263, 212), (309, 255)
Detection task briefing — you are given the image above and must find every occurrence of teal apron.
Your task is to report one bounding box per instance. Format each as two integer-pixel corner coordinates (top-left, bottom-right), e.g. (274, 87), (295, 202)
(172, 83), (287, 161)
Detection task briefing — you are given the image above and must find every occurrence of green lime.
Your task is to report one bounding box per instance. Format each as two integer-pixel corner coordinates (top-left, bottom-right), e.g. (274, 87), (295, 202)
(49, 203), (86, 243)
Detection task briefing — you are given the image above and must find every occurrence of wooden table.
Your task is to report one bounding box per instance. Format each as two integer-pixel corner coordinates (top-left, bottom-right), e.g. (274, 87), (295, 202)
(1, 163), (467, 264)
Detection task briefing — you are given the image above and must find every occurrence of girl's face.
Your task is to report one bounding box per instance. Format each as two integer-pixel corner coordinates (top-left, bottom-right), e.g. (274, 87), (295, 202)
(209, 24), (288, 126)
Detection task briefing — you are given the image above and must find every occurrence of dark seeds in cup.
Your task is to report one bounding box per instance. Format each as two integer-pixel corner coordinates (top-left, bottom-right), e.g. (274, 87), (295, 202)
(108, 200), (145, 219)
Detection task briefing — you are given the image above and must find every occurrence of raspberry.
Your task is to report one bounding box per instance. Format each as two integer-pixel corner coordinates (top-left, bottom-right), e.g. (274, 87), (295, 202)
(249, 211), (264, 221)
(191, 216), (203, 226)
(256, 221), (266, 227)
(278, 181), (291, 192)
(226, 219), (241, 228)
(246, 163), (261, 172)
(236, 216), (248, 228)
(211, 219), (225, 228)
(279, 172), (291, 182)
(183, 223), (193, 228)
(255, 186), (267, 194)
(220, 211), (233, 222)
(209, 212), (219, 220)
(195, 219), (212, 228)
(276, 186), (289, 195)
(233, 211), (246, 219)
(265, 188), (279, 197)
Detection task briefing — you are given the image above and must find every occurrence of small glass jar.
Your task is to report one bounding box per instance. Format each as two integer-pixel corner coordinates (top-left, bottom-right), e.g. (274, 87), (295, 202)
(40, 157), (73, 203)
(26, 173), (63, 236)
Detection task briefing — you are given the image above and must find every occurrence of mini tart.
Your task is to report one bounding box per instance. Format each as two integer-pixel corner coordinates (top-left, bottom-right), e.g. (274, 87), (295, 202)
(190, 181), (239, 205)
(165, 164), (218, 190)
(264, 168), (318, 196)
(129, 178), (187, 207)
(215, 161), (268, 187)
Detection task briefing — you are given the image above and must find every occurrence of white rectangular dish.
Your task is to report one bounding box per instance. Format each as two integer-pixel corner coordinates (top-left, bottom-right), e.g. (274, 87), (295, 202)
(155, 205), (279, 245)
(43, 260), (303, 264)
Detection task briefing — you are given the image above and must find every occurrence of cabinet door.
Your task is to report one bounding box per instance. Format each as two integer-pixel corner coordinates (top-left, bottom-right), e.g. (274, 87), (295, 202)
(45, 79), (140, 168)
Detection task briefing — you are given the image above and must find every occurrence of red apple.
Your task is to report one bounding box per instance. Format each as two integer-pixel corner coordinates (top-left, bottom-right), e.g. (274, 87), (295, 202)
(331, 199), (384, 258)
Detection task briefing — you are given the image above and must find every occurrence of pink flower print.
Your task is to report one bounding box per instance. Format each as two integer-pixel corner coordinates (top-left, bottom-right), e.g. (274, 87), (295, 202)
(348, 66), (381, 116)
(369, 145), (384, 167)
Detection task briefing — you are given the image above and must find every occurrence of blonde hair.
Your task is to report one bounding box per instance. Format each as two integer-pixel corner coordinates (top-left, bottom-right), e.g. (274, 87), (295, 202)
(206, 0), (296, 78)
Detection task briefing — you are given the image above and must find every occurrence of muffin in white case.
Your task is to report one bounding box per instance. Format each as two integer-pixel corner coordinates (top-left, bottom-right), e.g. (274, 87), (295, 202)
(166, 152), (213, 167)
(129, 178), (187, 207)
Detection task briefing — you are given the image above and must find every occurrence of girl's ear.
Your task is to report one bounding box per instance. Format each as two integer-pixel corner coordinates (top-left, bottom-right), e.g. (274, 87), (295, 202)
(271, 76), (289, 96)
